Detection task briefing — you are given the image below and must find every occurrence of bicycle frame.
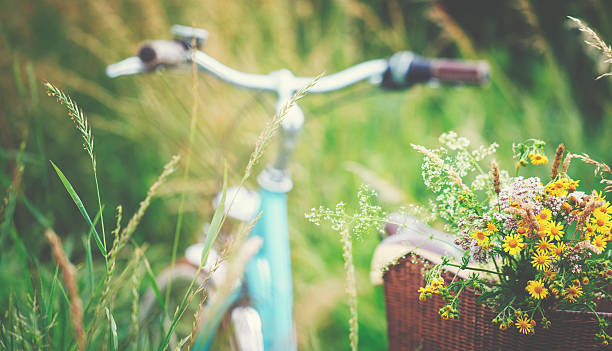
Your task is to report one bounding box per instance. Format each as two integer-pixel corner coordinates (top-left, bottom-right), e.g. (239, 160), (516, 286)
(246, 186), (295, 350)
(192, 177), (295, 351)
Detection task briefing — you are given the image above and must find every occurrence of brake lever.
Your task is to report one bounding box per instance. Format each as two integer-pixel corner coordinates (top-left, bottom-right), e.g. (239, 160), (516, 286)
(171, 24), (208, 49)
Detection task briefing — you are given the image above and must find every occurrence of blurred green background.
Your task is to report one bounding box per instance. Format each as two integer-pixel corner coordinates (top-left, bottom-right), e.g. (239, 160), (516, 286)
(1, 0), (611, 350)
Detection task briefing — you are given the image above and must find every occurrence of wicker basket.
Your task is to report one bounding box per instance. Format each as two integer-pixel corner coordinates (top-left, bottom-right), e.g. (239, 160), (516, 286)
(383, 254), (612, 351)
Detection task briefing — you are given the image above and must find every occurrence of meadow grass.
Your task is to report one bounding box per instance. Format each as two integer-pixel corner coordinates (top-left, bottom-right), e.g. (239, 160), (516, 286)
(2, 1), (612, 350)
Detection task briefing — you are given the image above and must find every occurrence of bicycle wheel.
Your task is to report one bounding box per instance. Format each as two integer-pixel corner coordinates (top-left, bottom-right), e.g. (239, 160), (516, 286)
(138, 260), (211, 350)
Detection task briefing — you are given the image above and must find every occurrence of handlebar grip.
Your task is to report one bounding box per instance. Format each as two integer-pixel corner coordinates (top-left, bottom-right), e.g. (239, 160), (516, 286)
(430, 59), (489, 85)
(137, 40), (188, 69)
(381, 51), (489, 89)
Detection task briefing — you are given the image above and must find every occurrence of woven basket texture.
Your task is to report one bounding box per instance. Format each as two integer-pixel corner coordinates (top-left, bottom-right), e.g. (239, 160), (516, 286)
(383, 254), (612, 351)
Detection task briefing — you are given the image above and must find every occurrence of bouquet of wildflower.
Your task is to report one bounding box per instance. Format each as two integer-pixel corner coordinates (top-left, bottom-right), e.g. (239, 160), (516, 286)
(413, 132), (612, 345)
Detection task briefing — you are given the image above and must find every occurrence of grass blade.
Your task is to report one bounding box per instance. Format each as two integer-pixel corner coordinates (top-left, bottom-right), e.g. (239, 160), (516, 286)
(143, 256), (166, 314)
(50, 160), (106, 258)
(46, 266), (60, 323)
(105, 308), (118, 351)
(85, 207), (103, 295)
(200, 164), (227, 267)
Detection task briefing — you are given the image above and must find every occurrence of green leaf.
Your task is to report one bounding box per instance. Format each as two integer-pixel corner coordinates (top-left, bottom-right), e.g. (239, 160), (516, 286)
(50, 160), (106, 256)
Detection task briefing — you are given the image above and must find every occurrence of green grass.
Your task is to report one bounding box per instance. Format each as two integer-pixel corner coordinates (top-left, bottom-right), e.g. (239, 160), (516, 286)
(2, 0), (612, 350)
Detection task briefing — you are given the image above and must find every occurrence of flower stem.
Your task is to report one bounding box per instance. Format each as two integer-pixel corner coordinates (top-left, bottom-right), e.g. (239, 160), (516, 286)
(445, 262), (505, 276)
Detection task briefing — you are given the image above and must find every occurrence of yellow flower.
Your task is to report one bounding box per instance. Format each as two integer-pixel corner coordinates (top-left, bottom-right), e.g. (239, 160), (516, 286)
(561, 202), (572, 213)
(583, 223), (596, 240)
(592, 190), (606, 202)
(547, 221), (564, 241)
(429, 277), (445, 292)
(481, 240), (494, 251)
(550, 241), (566, 259)
(592, 235), (608, 252)
(535, 219), (550, 237)
(525, 279), (549, 300)
(486, 222), (498, 233)
(531, 251), (552, 271)
(543, 270), (557, 281)
(591, 212), (611, 234)
(471, 229), (490, 246)
(516, 316), (534, 335)
(529, 153), (549, 165)
(516, 160), (528, 168)
(545, 180), (569, 197)
(564, 283), (583, 302)
(536, 237), (554, 254)
(516, 226), (528, 237)
(502, 234), (526, 256)
(567, 179), (580, 192)
(593, 201), (612, 217)
(536, 208), (552, 222)
(419, 279), (445, 300)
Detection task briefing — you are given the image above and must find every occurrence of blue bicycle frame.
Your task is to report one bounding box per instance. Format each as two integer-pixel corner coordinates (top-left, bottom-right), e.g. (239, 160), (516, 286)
(246, 187), (295, 350)
(193, 170), (295, 351)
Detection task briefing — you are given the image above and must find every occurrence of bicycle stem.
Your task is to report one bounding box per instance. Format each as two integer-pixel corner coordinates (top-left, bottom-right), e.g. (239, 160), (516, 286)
(258, 69), (306, 193)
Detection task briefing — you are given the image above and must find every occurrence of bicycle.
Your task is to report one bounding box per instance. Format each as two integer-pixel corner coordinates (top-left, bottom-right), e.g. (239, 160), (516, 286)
(106, 24), (489, 351)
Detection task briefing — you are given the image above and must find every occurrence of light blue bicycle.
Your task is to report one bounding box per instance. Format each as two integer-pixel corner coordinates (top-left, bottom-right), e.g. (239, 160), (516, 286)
(107, 25), (488, 351)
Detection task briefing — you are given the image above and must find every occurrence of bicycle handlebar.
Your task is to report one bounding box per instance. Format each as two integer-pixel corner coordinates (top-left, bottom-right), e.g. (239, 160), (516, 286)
(106, 27), (489, 94)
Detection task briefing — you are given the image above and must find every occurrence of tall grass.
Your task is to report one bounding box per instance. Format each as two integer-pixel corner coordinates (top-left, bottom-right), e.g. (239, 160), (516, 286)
(0, 72), (318, 350)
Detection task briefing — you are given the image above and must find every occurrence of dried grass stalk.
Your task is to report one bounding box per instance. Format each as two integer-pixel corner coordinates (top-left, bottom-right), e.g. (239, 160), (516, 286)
(427, 3), (476, 58)
(551, 144), (565, 179)
(571, 153), (611, 177)
(577, 199), (605, 229)
(117, 155), (180, 252)
(491, 160), (501, 195)
(45, 229), (86, 351)
(568, 16), (612, 79)
(515, 197), (539, 236)
(575, 240), (602, 255)
(525, 207), (539, 237)
(602, 179), (612, 193)
(243, 75), (321, 181)
(562, 153), (573, 174)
